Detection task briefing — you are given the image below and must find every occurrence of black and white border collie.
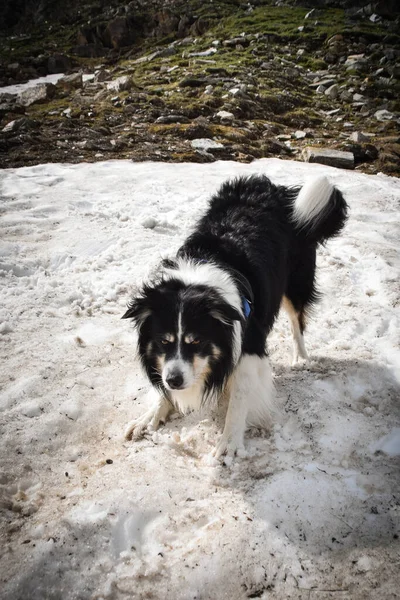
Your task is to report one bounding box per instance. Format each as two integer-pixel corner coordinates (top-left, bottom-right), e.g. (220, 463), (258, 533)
(122, 174), (348, 458)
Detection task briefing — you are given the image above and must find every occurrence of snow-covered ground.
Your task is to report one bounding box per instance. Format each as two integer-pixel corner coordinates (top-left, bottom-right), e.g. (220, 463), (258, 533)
(0, 158), (399, 600)
(0, 73), (94, 96)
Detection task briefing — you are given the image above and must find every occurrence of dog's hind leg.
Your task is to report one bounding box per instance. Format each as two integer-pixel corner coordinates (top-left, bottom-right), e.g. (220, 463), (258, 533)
(282, 295), (309, 366)
(125, 389), (173, 441)
(284, 245), (318, 365)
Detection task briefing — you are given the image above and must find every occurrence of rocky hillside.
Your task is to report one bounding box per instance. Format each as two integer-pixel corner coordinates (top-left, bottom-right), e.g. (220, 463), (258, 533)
(0, 0), (399, 174)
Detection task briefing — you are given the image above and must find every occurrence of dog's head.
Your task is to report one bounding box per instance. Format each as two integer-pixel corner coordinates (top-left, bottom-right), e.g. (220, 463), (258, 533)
(122, 276), (242, 397)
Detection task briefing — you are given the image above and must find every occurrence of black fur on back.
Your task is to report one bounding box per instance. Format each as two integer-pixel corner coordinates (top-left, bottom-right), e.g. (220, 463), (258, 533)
(178, 174), (348, 356)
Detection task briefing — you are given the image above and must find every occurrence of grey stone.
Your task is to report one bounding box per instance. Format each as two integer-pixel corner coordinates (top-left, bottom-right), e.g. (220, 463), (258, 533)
(349, 131), (369, 143)
(310, 79), (337, 88)
(302, 147), (354, 170)
(94, 70), (110, 83)
(179, 76), (206, 88)
(340, 90), (353, 102)
(18, 83), (55, 107)
(325, 84), (339, 99)
(294, 130), (307, 140)
(374, 109), (395, 121)
(107, 76), (133, 93)
(188, 48), (217, 58)
(57, 72), (83, 90)
(216, 110), (234, 121)
(155, 115), (191, 124)
(191, 138), (224, 151)
(2, 120), (17, 132)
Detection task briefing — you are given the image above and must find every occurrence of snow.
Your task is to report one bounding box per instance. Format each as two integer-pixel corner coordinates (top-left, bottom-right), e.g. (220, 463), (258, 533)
(0, 73), (94, 96)
(0, 158), (399, 599)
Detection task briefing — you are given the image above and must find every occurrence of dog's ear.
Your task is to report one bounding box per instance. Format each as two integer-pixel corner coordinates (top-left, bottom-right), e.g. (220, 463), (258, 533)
(121, 295), (151, 327)
(210, 301), (242, 326)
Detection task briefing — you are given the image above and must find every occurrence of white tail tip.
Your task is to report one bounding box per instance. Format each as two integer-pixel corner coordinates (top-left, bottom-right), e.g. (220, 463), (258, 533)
(293, 176), (333, 227)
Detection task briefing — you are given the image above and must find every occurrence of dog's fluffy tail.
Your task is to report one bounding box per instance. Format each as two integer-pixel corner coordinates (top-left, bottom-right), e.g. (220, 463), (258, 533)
(292, 176), (348, 243)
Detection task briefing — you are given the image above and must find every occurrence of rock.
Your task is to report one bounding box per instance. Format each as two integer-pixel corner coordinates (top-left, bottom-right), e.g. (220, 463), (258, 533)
(47, 54), (71, 74)
(374, 109), (395, 121)
(229, 85), (247, 97)
(353, 93), (365, 102)
(345, 54), (368, 71)
(349, 131), (369, 143)
(191, 138), (224, 151)
(132, 51), (160, 65)
(264, 139), (292, 155)
(327, 34), (344, 46)
(107, 76), (133, 93)
(316, 85), (326, 94)
(185, 117), (213, 140)
(188, 48), (217, 58)
(223, 37), (250, 47)
(0, 92), (17, 103)
(157, 46), (177, 58)
(302, 147), (354, 170)
(18, 83), (55, 107)
(2, 120), (17, 132)
(349, 142), (379, 163)
(216, 110), (234, 121)
(179, 76), (206, 88)
(340, 89), (353, 102)
(94, 69), (110, 83)
(0, 102), (25, 117)
(57, 72), (83, 90)
(294, 130), (307, 139)
(325, 84), (339, 99)
(155, 115), (190, 124)
(310, 79), (337, 89)
(2, 118), (37, 133)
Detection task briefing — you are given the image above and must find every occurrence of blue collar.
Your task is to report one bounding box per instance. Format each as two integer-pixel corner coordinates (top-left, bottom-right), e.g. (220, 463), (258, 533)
(242, 296), (252, 319)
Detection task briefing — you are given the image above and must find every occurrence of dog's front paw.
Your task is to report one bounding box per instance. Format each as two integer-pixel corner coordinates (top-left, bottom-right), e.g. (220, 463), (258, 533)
(125, 397), (172, 442)
(213, 433), (246, 461)
(291, 355), (308, 367)
(124, 417), (149, 441)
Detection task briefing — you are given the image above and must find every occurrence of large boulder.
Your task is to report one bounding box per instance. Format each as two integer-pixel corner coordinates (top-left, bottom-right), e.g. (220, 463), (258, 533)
(17, 83), (56, 107)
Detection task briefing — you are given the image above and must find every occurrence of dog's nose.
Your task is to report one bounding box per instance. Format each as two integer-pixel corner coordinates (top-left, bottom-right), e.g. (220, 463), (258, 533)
(166, 373), (184, 389)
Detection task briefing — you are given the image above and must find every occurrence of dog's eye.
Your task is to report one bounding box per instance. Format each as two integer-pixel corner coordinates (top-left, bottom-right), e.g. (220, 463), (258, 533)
(161, 338), (171, 345)
(191, 338), (201, 345)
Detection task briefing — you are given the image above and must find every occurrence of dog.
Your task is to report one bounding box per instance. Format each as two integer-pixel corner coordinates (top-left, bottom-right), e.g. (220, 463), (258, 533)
(122, 174), (348, 458)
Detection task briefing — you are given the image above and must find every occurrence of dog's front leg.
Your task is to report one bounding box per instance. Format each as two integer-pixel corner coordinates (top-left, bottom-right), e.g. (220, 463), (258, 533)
(213, 357), (251, 459)
(214, 389), (247, 459)
(125, 389), (173, 441)
(214, 354), (276, 460)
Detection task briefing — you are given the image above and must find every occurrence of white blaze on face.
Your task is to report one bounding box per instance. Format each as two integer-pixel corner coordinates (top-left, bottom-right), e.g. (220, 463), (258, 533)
(161, 307), (210, 392)
(163, 258), (243, 366)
